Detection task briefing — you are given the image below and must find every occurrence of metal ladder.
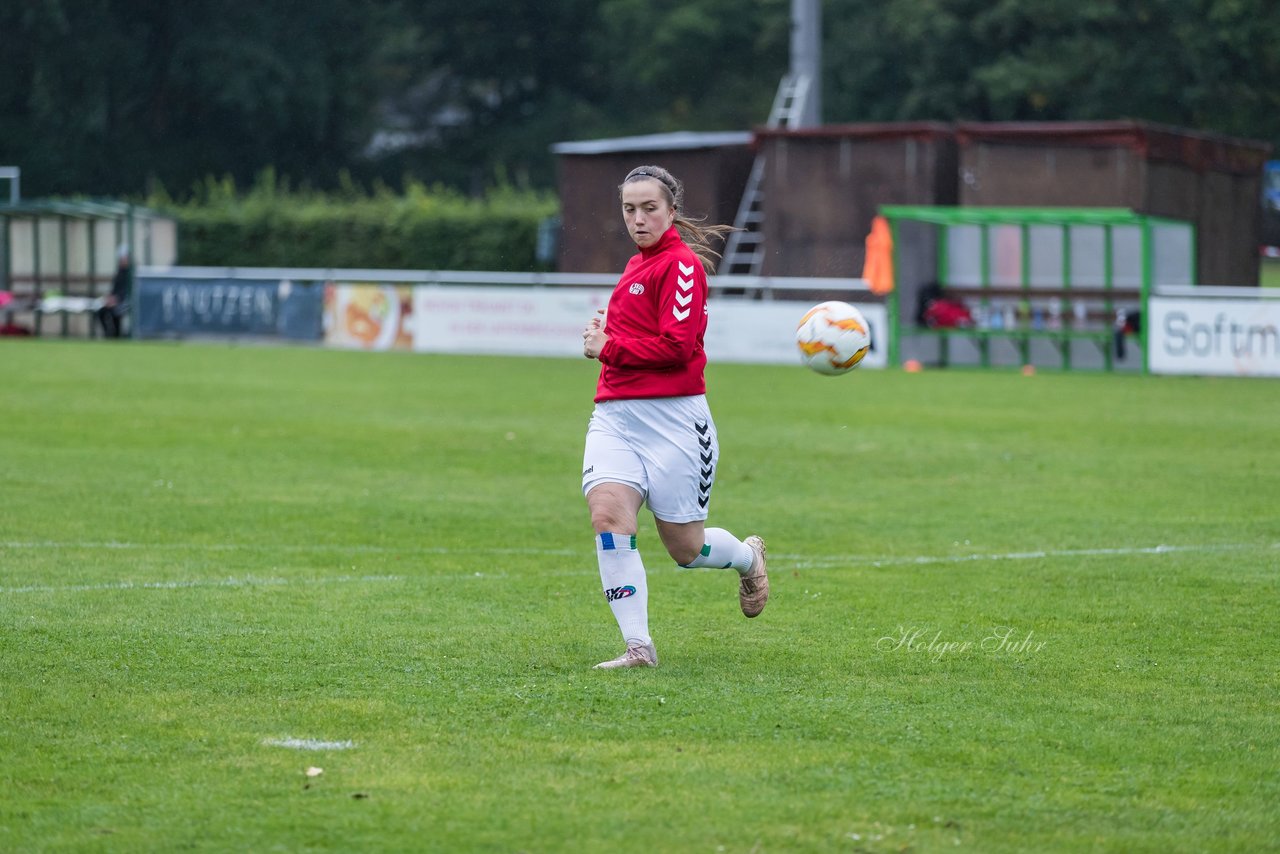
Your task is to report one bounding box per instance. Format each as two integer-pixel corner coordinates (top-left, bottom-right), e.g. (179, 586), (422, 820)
(720, 74), (811, 275)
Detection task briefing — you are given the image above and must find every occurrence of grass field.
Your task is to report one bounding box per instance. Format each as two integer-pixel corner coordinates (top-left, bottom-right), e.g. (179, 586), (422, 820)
(2, 339), (1277, 852)
(1261, 255), (1280, 287)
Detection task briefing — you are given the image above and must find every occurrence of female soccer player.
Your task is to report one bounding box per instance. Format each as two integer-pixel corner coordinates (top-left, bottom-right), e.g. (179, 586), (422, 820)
(581, 164), (768, 669)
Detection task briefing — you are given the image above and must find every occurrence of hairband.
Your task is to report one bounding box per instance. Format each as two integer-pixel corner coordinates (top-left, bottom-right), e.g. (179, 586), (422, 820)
(625, 168), (678, 206)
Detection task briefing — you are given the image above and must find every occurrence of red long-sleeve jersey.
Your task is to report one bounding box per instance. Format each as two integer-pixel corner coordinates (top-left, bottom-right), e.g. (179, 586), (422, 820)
(595, 226), (708, 402)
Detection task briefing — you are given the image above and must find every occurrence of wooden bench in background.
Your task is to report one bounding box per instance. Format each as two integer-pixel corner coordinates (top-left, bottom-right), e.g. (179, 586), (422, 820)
(911, 285), (1141, 371)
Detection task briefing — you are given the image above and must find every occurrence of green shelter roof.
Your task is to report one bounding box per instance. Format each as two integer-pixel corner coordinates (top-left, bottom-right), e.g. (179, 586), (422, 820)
(879, 205), (1188, 227)
(0, 199), (163, 219)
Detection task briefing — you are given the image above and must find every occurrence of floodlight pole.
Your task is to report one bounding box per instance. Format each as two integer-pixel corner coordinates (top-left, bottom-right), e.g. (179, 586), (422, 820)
(790, 0), (822, 128)
(721, 0), (823, 273)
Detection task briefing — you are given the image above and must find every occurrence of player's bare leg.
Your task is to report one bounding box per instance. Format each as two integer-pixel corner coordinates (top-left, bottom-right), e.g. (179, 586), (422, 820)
(660, 519), (769, 618)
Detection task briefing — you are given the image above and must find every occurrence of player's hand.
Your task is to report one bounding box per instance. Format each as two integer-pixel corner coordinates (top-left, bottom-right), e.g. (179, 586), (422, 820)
(583, 309), (606, 359)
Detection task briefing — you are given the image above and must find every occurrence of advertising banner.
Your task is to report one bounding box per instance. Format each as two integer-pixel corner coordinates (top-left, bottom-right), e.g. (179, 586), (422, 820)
(135, 277), (322, 340)
(410, 284), (887, 367)
(323, 283), (414, 351)
(412, 285), (611, 357)
(136, 270), (888, 367)
(706, 300), (888, 369)
(1148, 296), (1280, 377)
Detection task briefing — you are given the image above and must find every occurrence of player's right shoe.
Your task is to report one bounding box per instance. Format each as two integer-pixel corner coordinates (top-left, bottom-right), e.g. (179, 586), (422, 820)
(593, 642), (658, 669)
(740, 535), (769, 618)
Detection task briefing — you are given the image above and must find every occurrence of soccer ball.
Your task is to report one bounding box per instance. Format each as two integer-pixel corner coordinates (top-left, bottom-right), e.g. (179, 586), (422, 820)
(795, 301), (872, 375)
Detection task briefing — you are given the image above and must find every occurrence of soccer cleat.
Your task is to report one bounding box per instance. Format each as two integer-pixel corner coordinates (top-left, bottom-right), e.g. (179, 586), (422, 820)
(593, 642), (658, 669)
(739, 535), (769, 618)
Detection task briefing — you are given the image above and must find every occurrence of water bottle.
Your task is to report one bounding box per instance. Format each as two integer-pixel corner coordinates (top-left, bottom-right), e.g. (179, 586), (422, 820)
(1047, 300), (1063, 330)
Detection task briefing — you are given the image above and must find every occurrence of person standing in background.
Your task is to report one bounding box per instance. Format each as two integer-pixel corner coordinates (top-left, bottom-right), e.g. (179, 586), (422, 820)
(97, 244), (131, 338)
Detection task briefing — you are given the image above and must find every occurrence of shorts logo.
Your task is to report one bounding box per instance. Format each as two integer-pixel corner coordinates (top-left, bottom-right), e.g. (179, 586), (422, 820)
(629, 282), (645, 295)
(695, 420), (713, 508)
(582, 465), (594, 477)
(605, 585), (637, 602)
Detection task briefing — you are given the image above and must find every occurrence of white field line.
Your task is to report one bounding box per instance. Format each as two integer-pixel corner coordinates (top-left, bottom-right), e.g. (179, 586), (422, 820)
(0, 574), (405, 595)
(1, 541), (1275, 595)
(7, 540), (1275, 562)
(262, 737), (356, 751)
(1, 540), (578, 556)
(789, 541), (1280, 570)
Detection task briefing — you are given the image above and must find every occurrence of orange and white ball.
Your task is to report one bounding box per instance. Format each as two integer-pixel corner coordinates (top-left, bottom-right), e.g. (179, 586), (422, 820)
(795, 301), (872, 375)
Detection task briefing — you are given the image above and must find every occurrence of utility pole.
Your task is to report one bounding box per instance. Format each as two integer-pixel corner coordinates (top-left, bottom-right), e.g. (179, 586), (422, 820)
(790, 0), (822, 128)
(720, 0), (824, 274)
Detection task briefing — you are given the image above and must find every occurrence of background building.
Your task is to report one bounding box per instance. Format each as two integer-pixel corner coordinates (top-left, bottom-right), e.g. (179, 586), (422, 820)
(551, 132), (753, 274)
(553, 121), (1270, 287)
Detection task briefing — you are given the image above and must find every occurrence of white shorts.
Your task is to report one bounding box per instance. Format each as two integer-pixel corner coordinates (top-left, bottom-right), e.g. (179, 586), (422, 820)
(582, 396), (719, 523)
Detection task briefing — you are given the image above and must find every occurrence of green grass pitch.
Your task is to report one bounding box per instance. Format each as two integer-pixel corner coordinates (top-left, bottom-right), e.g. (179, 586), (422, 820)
(1261, 256), (1280, 287)
(1, 339), (1277, 852)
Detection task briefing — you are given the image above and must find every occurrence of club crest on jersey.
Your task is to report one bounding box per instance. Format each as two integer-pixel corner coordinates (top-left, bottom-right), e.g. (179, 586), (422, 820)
(629, 282), (645, 295)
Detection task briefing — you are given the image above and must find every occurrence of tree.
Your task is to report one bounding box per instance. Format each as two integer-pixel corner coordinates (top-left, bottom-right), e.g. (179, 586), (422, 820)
(0, 0), (396, 196)
(1, 0), (1275, 199)
(823, 0), (1280, 151)
(367, 0), (789, 191)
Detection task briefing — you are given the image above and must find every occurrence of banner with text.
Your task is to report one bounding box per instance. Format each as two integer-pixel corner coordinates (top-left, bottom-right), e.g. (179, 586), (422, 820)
(410, 284), (887, 368)
(1148, 296), (1280, 377)
(135, 277), (323, 340)
(705, 300), (888, 369)
(412, 285), (612, 357)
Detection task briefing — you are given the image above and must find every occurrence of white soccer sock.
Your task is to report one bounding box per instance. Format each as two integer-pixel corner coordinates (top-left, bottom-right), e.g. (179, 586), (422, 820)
(679, 527), (755, 575)
(596, 532), (651, 647)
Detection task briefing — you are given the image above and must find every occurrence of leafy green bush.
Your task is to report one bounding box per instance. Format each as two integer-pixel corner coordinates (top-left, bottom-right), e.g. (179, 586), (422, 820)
(151, 171), (559, 271)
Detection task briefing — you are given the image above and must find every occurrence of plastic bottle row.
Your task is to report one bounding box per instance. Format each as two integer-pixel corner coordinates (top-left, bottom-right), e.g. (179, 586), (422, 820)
(970, 298), (1100, 331)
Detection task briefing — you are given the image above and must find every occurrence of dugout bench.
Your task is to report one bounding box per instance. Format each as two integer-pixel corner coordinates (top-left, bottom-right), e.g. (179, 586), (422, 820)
(879, 206), (1193, 373)
(0, 199), (172, 338)
(911, 285), (1141, 371)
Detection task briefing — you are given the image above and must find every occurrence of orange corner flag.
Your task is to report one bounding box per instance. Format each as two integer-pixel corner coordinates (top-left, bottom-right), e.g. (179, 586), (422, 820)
(862, 215), (894, 295)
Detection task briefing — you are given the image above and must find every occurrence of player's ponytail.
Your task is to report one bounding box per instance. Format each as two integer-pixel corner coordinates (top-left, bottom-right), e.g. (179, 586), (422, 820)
(620, 165), (738, 274)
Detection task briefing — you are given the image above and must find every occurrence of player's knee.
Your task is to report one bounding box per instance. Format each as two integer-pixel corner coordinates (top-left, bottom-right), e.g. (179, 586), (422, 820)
(590, 507), (632, 535)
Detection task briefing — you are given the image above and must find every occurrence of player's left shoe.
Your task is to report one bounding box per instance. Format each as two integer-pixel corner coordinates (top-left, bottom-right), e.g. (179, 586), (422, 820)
(740, 535), (769, 618)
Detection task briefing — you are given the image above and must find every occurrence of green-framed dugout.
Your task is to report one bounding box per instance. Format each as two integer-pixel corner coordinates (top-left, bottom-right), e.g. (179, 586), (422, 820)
(0, 199), (176, 336)
(879, 206), (1196, 372)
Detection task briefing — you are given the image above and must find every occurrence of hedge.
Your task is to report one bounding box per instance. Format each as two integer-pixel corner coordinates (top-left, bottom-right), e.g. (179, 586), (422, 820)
(154, 174), (559, 271)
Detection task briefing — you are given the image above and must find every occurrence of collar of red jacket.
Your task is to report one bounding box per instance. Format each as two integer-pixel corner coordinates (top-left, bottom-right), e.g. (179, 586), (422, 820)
(638, 225), (682, 258)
